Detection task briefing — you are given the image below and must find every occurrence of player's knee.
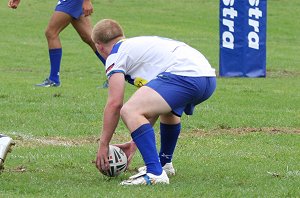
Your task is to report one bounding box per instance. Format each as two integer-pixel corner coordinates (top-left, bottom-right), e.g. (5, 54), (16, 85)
(120, 105), (131, 122)
(120, 104), (140, 124)
(44, 28), (58, 40)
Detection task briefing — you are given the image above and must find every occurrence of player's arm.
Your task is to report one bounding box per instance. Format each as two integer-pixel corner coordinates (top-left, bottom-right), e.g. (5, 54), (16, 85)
(96, 72), (126, 172)
(8, 0), (21, 9)
(82, 0), (93, 16)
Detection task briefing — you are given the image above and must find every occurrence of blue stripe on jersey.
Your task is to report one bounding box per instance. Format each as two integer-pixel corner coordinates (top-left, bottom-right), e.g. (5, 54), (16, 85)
(109, 39), (125, 55)
(107, 70), (125, 78)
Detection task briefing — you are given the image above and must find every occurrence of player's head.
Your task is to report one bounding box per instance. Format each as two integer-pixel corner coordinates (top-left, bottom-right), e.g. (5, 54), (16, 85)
(92, 19), (124, 44)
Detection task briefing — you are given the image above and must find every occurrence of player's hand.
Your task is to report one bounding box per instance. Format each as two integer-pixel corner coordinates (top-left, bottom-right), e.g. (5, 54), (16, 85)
(82, 0), (93, 16)
(95, 142), (110, 174)
(114, 140), (137, 169)
(8, 0), (20, 9)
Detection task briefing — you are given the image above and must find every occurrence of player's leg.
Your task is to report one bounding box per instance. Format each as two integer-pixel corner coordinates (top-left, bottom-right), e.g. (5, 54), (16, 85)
(158, 75), (216, 174)
(46, 12), (73, 49)
(121, 86), (172, 177)
(140, 73), (216, 174)
(158, 113), (180, 174)
(120, 86), (171, 185)
(121, 86), (172, 132)
(72, 15), (106, 65)
(36, 11), (72, 87)
(137, 113), (179, 176)
(71, 15), (94, 50)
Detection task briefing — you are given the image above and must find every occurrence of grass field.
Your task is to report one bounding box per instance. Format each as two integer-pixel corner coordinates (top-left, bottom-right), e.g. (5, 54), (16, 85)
(0, 0), (299, 197)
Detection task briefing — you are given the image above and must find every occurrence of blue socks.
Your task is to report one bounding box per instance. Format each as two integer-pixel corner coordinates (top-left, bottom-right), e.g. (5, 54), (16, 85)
(48, 49), (105, 85)
(131, 122), (181, 175)
(159, 123), (181, 166)
(48, 48), (62, 84)
(131, 124), (162, 175)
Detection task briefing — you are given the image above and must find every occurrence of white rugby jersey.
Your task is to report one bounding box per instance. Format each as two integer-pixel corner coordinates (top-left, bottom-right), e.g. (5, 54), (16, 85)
(105, 36), (216, 87)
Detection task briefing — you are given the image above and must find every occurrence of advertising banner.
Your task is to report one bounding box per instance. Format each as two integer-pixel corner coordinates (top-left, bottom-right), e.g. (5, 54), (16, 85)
(219, 0), (267, 77)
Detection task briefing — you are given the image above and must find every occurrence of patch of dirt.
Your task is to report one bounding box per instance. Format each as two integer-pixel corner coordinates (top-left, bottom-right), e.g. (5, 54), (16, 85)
(181, 127), (300, 138)
(11, 132), (130, 147)
(267, 69), (300, 78)
(12, 134), (98, 147)
(11, 128), (299, 147)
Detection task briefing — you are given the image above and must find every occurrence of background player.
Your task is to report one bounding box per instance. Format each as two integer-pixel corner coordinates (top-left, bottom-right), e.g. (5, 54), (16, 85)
(8, 0), (105, 87)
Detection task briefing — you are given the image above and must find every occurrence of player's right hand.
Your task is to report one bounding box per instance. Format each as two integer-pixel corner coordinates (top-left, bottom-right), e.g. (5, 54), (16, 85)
(8, 0), (20, 9)
(82, 0), (93, 16)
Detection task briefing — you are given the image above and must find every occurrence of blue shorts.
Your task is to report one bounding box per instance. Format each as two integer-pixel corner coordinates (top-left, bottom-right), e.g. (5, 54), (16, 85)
(55, 0), (83, 19)
(146, 72), (216, 117)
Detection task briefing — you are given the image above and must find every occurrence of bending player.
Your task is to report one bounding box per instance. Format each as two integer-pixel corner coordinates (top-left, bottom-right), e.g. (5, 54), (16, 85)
(92, 19), (217, 185)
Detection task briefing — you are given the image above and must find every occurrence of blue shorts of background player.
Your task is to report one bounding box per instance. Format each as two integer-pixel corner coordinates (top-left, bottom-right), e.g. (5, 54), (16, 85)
(55, 0), (83, 19)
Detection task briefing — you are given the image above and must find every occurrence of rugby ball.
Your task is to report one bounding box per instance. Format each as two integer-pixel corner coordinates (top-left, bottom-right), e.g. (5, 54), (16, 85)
(103, 145), (127, 177)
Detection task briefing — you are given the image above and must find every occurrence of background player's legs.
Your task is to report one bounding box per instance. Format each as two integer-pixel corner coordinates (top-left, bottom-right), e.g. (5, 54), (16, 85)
(71, 15), (95, 51)
(36, 11), (72, 86)
(46, 12), (72, 49)
(72, 15), (105, 65)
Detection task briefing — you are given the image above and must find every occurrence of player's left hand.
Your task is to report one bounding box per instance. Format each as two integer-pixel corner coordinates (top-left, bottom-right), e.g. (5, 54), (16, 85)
(82, 0), (93, 16)
(114, 140), (137, 169)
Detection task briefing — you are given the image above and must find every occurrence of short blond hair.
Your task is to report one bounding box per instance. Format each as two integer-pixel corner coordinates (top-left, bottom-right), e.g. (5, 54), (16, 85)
(92, 19), (124, 44)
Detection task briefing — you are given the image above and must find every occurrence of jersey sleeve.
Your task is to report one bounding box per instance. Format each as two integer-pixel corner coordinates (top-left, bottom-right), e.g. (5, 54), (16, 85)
(105, 52), (129, 78)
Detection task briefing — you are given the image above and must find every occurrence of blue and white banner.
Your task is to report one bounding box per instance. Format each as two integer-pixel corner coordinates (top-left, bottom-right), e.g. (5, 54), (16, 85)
(219, 0), (267, 77)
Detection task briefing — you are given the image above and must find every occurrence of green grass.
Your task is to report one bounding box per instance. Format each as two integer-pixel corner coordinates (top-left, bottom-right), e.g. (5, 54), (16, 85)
(0, 0), (299, 197)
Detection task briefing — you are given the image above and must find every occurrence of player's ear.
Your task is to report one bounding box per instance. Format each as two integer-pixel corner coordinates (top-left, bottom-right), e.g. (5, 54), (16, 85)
(95, 42), (104, 53)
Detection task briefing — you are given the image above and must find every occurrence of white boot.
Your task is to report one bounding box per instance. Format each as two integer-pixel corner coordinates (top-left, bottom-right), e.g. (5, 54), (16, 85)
(120, 170), (169, 185)
(137, 162), (176, 176)
(0, 135), (15, 169)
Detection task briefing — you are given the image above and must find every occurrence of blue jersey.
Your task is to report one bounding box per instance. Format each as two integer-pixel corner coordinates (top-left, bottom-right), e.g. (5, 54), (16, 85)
(55, 0), (84, 19)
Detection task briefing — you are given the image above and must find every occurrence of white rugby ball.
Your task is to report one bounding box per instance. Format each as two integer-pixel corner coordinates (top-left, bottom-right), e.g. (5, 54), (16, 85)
(104, 145), (127, 177)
